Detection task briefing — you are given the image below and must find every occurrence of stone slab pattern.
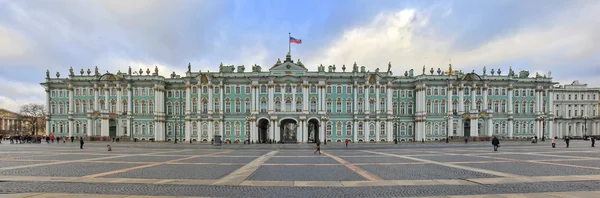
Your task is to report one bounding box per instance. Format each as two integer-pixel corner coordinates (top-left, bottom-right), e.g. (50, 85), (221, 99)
(247, 165), (366, 181)
(549, 160), (600, 168)
(178, 156), (258, 164)
(358, 164), (500, 180)
(101, 164), (243, 180)
(23, 154), (115, 161)
(461, 161), (600, 177)
(0, 162), (140, 177)
(93, 155), (186, 163)
(0, 161), (48, 168)
(408, 155), (498, 163)
(339, 156), (419, 164)
(264, 157), (340, 164)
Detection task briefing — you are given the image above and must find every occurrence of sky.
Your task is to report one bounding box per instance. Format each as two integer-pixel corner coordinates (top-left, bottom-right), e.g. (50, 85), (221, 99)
(1, 0), (599, 112)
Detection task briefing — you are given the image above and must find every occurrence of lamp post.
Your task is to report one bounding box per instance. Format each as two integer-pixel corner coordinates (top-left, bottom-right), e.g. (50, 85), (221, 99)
(540, 115), (546, 141)
(173, 115), (180, 143)
(246, 116), (251, 144)
(445, 115), (450, 143)
(584, 115), (589, 139)
(128, 115), (134, 141)
(391, 116), (400, 144)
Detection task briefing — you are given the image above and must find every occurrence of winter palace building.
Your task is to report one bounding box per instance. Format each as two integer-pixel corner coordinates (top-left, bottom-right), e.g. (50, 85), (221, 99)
(40, 53), (599, 143)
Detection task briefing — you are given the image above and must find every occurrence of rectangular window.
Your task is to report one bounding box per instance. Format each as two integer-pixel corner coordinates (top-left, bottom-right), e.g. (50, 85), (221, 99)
(408, 91), (413, 98)
(235, 86), (240, 94)
(327, 86), (332, 94)
(275, 86), (281, 93)
(226, 87), (231, 94)
(400, 90), (406, 97)
(347, 86), (352, 94)
(246, 86), (251, 94)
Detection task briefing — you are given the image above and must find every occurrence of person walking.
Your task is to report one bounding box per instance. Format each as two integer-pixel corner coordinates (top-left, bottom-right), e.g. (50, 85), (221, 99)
(552, 136), (557, 148)
(345, 139), (349, 148)
(564, 135), (570, 148)
(79, 137), (84, 149)
(492, 136), (500, 152)
(314, 142), (321, 154)
(592, 137), (596, 147)
(464, 136), (468, 144)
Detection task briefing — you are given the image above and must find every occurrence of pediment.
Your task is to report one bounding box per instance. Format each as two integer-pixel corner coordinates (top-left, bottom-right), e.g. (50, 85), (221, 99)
(0, 108), (20, 118)
(269, 62), (308, 72)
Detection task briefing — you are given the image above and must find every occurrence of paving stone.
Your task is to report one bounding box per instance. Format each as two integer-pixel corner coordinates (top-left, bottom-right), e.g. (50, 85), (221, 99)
(95, 156), (186, 162)
(215, 151), (270, 156)
(264, 157), (339, 164)
(412, 155), (502, 162)
(461, 161), (600, 177)
(275, 151), (321, 156)
(476, 154), (565, 161)
(0, 160), (49, 168)
(102, 164), (242, 180)
(22, 154), (115, 161)
(248, 165), (365, 181)
(358, 164), (499, 180)
(535, 160), (600, 168)
(339, 157), (419, 163)
(541, 152), (600, 158)
(177, 156), (257, 163)
(0, 162), (139, 177)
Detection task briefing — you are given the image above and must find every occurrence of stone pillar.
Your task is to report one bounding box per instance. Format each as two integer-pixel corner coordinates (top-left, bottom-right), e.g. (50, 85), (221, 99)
(387, 84), (392, 115)
(470, 117), (478, 137)
(219, 83), (224, 114)
(353, 119), (358, 142)
(471, 87), (476, 112)
(375, 85), (380, 114)
(483, 87), (488, 111)
(375, 119), (380, 142)
(303, 84), (309, 113)
(185, 83), (192, 141)
(487, 115), (493, 136)
(208, 84), (213, 114)
(364, 120), (370, 141)
(94, 84), (99, 111)
(298, 119), (303, 142)
(507, 86), (514, 138)
(353, 83), (358, 114)
(87, 116), (92, 136)
(303, 120), (309, 143)
(458, 85), (464, 136)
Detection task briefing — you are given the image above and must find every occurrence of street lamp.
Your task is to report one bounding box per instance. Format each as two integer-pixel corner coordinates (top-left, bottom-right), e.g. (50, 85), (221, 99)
(128, 115), (135, 141)
(245, 116), (251, 144)
(584, 115), (589, 139)
(540, 115), (546, 141)
(391, 116), (400, 144)
(173, 115), (180, 143)
(445, 115), (450, 143)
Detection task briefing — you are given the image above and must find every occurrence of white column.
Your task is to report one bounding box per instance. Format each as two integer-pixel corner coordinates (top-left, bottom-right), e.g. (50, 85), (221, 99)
(292, 85), (296, 112)
(364, 120), (369, 141)
(458, 86), (464, 136)
(297, 120), (303, 142)
(447, 86), (453, 114)
(353, 83), (358, 114)
(387, 84), (392, 114)
(219, 119), (223, 136)
(375, 85), (380, 114)
(365, 86), (370, 113)
(375, 120), (380, 142)
(185, 84), (191, 141)
(470, 118), (477, 137)
(219, 84), (224, 114)
(387, 121), (392, 141)
(471, 87), (476, 112)
(116, 85), (122, 113)
(280, 85), (285, 112)
(303, 120), (308, 142)
(94, 84), (99, 111)
(68, 120), (73, 137)
(507, 86), (514, 138)
(268, 83), (274, 112)
(46, 89), (51, 135)
(208, 121), (214, 141)
(104, 85), (109, 111)
(251, 85), (256, 112)
(208, 84), (213, 113)
(87, 117), (92, 136)
(483, 87), (488, 111)
(303, 84), (309, 113)
(320, 120), (325, 143)
(448, 117), (453, 137)
(487, 116), (493, 136)
(353, 120), (358, 142)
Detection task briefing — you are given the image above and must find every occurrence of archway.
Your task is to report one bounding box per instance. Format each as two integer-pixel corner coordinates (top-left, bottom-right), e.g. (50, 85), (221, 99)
(257, 119), (269, 143)
(280, 119), (298, 143)
(478, 118), (485, 136)
(463, 119), (471, 137)
(308, 119), (320, 143)
(109, 119), (117, 137)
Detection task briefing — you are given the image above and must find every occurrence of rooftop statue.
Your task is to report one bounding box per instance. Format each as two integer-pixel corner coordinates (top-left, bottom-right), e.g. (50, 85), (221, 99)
(342, 65), (346, 72)
(375, 68), (379, 73)
(353, 62), (358, 72)
(238, 65), (245, 73)
(387, 62), (392, 73)
(422, 65), (425, 74)
(409, 69), (414, 77)
(519, 70), (529, 78)
(146, 68), (151, 75)
(361, 66), (366, 73)
(155, 66), (158, 75)
(69, 66), (74, 76)
(548, 71), (552, 77)
(56, 72), (60, 78)
(497, 69), (502, 75)
(46, 69), (50, 79)
(333, 64), (336, 72)
(404, 71), (408, 77)
(128, 66), (132, 75)
(87, 68), (91, 75)
(80, 68), (84, 75)
(139, 68), (143, 75)
(188, 62), (191, 73)
(318, 64), (325, 72)
(429, 67), (434, 75)
(491, 68), (495, 75)
(508, 66), (514, 77)
(437, 68), (441, 75)
(483, 66), (486, 75)
(328, 65), (333, 72)
(95, 66), (99, 76)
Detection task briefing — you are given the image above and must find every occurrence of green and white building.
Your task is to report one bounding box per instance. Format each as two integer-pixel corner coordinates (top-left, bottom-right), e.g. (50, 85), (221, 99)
(42, 53), (567, 143)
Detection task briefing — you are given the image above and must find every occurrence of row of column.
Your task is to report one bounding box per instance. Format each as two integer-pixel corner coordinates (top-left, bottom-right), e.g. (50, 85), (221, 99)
(0, 119), (26, 131)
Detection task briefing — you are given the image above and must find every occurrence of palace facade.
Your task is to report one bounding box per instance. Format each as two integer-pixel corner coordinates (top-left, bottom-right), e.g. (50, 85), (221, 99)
(40, 53), (598, 143)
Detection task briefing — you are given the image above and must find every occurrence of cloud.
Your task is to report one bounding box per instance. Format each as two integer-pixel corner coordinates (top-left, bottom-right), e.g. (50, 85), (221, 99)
(0, 77), (45, 112)
(0, 25), (30, 59)
(311, 1), (600, 86)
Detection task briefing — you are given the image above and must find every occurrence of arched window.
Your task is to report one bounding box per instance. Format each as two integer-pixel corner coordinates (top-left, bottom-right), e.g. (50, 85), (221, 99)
(358, 99), (364, 113)
(529, 102), (534, 114)
(380, 122), (386, 136)
(175, 102), (181, 115)
(192, 122), (198, 136)
(225, 99), (231, 113)
(175, 123), (180, 136)
(346, 99), (352, 114)
(358, 122), (364, 136)
(427, 122), (432, 136)
(149, 101), (154, 114)
(50, 102), (56, 114)
(75, 122), (80, 134)
(326, 99), (332, 113)
(285, 85), (292, 93)
(286, 98), (292, 112)
(74, 100), (80, 113)
(214, 99), (220, 113)
(336, 99), (342, 113)
(260, 85), (267, 93)
(408, 124), (414, 136)
(408, 102), (413, 115)
(202, 100), (208, 113)
(393, 102), (398, 115)
(441, 100), (446, 114)
(260, 98), (267, 113)
(336, 122), (342, 136)
(167, 123), (172, 136)
(58, 102), (64, 114)
(214, 121), (220, 136)
(310, 98), (317, 113)
(149, 123), (154, 135)
(202, 86), (208, 93)
(192, 98), (197, 113)
(245, 121), (250, 138)
(235, 122), (241, 136)
(275, 98), (281, 112)
(202, 123), (208, 136)
(235, 99), (241, 113)
(369, 123), (375, 136)
(141, 124), (147, 136)
(427, 101), (432, 114)
(167, 102), (173, 115)
(296, 98), (303, 112)
(225, 122), (232, 136)
(245, 98), (251, 113)
(400, 124), (406, 136)
(434, 123), (439, 136)
(369, 100), (375, 113)
(326, 122), (332, 136)
(311, 85), (316, 93)
(380, 99), (386, 113)
(141, 101), (147, 114)
(346, 122), (352, 136)
(400, 102), (405, 115)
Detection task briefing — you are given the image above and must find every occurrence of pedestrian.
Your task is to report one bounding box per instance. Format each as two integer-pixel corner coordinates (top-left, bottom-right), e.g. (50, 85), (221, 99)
(464, 136), (468, 144)
(552, 136), (557, 148)
(71, 136), (74, 143)
(492, 136), (500, 152)
(107, 145), (112, 151)
(79, 137), (84, 149)
(345, 139), (349, 148)
(564, 135), (570, 148)
(592, 137), (596, 147)
(314, 142), (321, 154)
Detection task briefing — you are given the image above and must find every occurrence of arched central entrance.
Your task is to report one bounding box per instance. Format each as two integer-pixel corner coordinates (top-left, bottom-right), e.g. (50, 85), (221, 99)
(109, 119), (117, 137)
(257, 119), (269, 143)
(308, 119), (320, 143)
(280, 119), (297, 143)
(463, 118), (471, 137)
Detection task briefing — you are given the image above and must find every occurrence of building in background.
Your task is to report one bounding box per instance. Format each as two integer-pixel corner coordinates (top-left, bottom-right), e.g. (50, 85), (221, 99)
(552, 81), (599, 138)
(0, 108), (45, 135)
(41, 53), (567, 142)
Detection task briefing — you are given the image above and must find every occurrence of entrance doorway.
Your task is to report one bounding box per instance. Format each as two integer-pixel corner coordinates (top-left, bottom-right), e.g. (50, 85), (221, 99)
(280, 119), (298, 143)
(109, 119), (117, 137)
(258, 119), (269, 143)
(463, 119), (471, 137)
(308, 119), (320, 143)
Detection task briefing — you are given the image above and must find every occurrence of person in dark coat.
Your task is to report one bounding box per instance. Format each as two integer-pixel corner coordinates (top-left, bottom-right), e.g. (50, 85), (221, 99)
(492, 136), (500, 152)
(592, 137), (595, 147)
(564, 135), (570, 148)
(79, 137), (84, 149)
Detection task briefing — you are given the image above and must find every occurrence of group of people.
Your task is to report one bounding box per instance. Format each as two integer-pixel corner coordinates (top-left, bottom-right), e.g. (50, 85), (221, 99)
(0, 134), (50, 144)
(492, 135), (597, 151)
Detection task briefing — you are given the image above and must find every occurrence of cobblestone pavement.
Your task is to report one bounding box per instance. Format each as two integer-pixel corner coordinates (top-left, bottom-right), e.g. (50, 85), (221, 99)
(0, 140), (599, 197)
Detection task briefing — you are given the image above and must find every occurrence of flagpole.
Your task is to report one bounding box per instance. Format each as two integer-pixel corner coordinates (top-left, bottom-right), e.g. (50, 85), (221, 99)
(288, 32), (291, 55)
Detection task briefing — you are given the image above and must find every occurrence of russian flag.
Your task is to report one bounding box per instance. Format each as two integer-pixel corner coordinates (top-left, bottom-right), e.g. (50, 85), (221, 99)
(289, 36), (302, 44)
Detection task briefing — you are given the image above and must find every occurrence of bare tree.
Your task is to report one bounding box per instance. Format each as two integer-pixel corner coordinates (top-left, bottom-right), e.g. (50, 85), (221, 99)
(19, 104), (47, 135)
